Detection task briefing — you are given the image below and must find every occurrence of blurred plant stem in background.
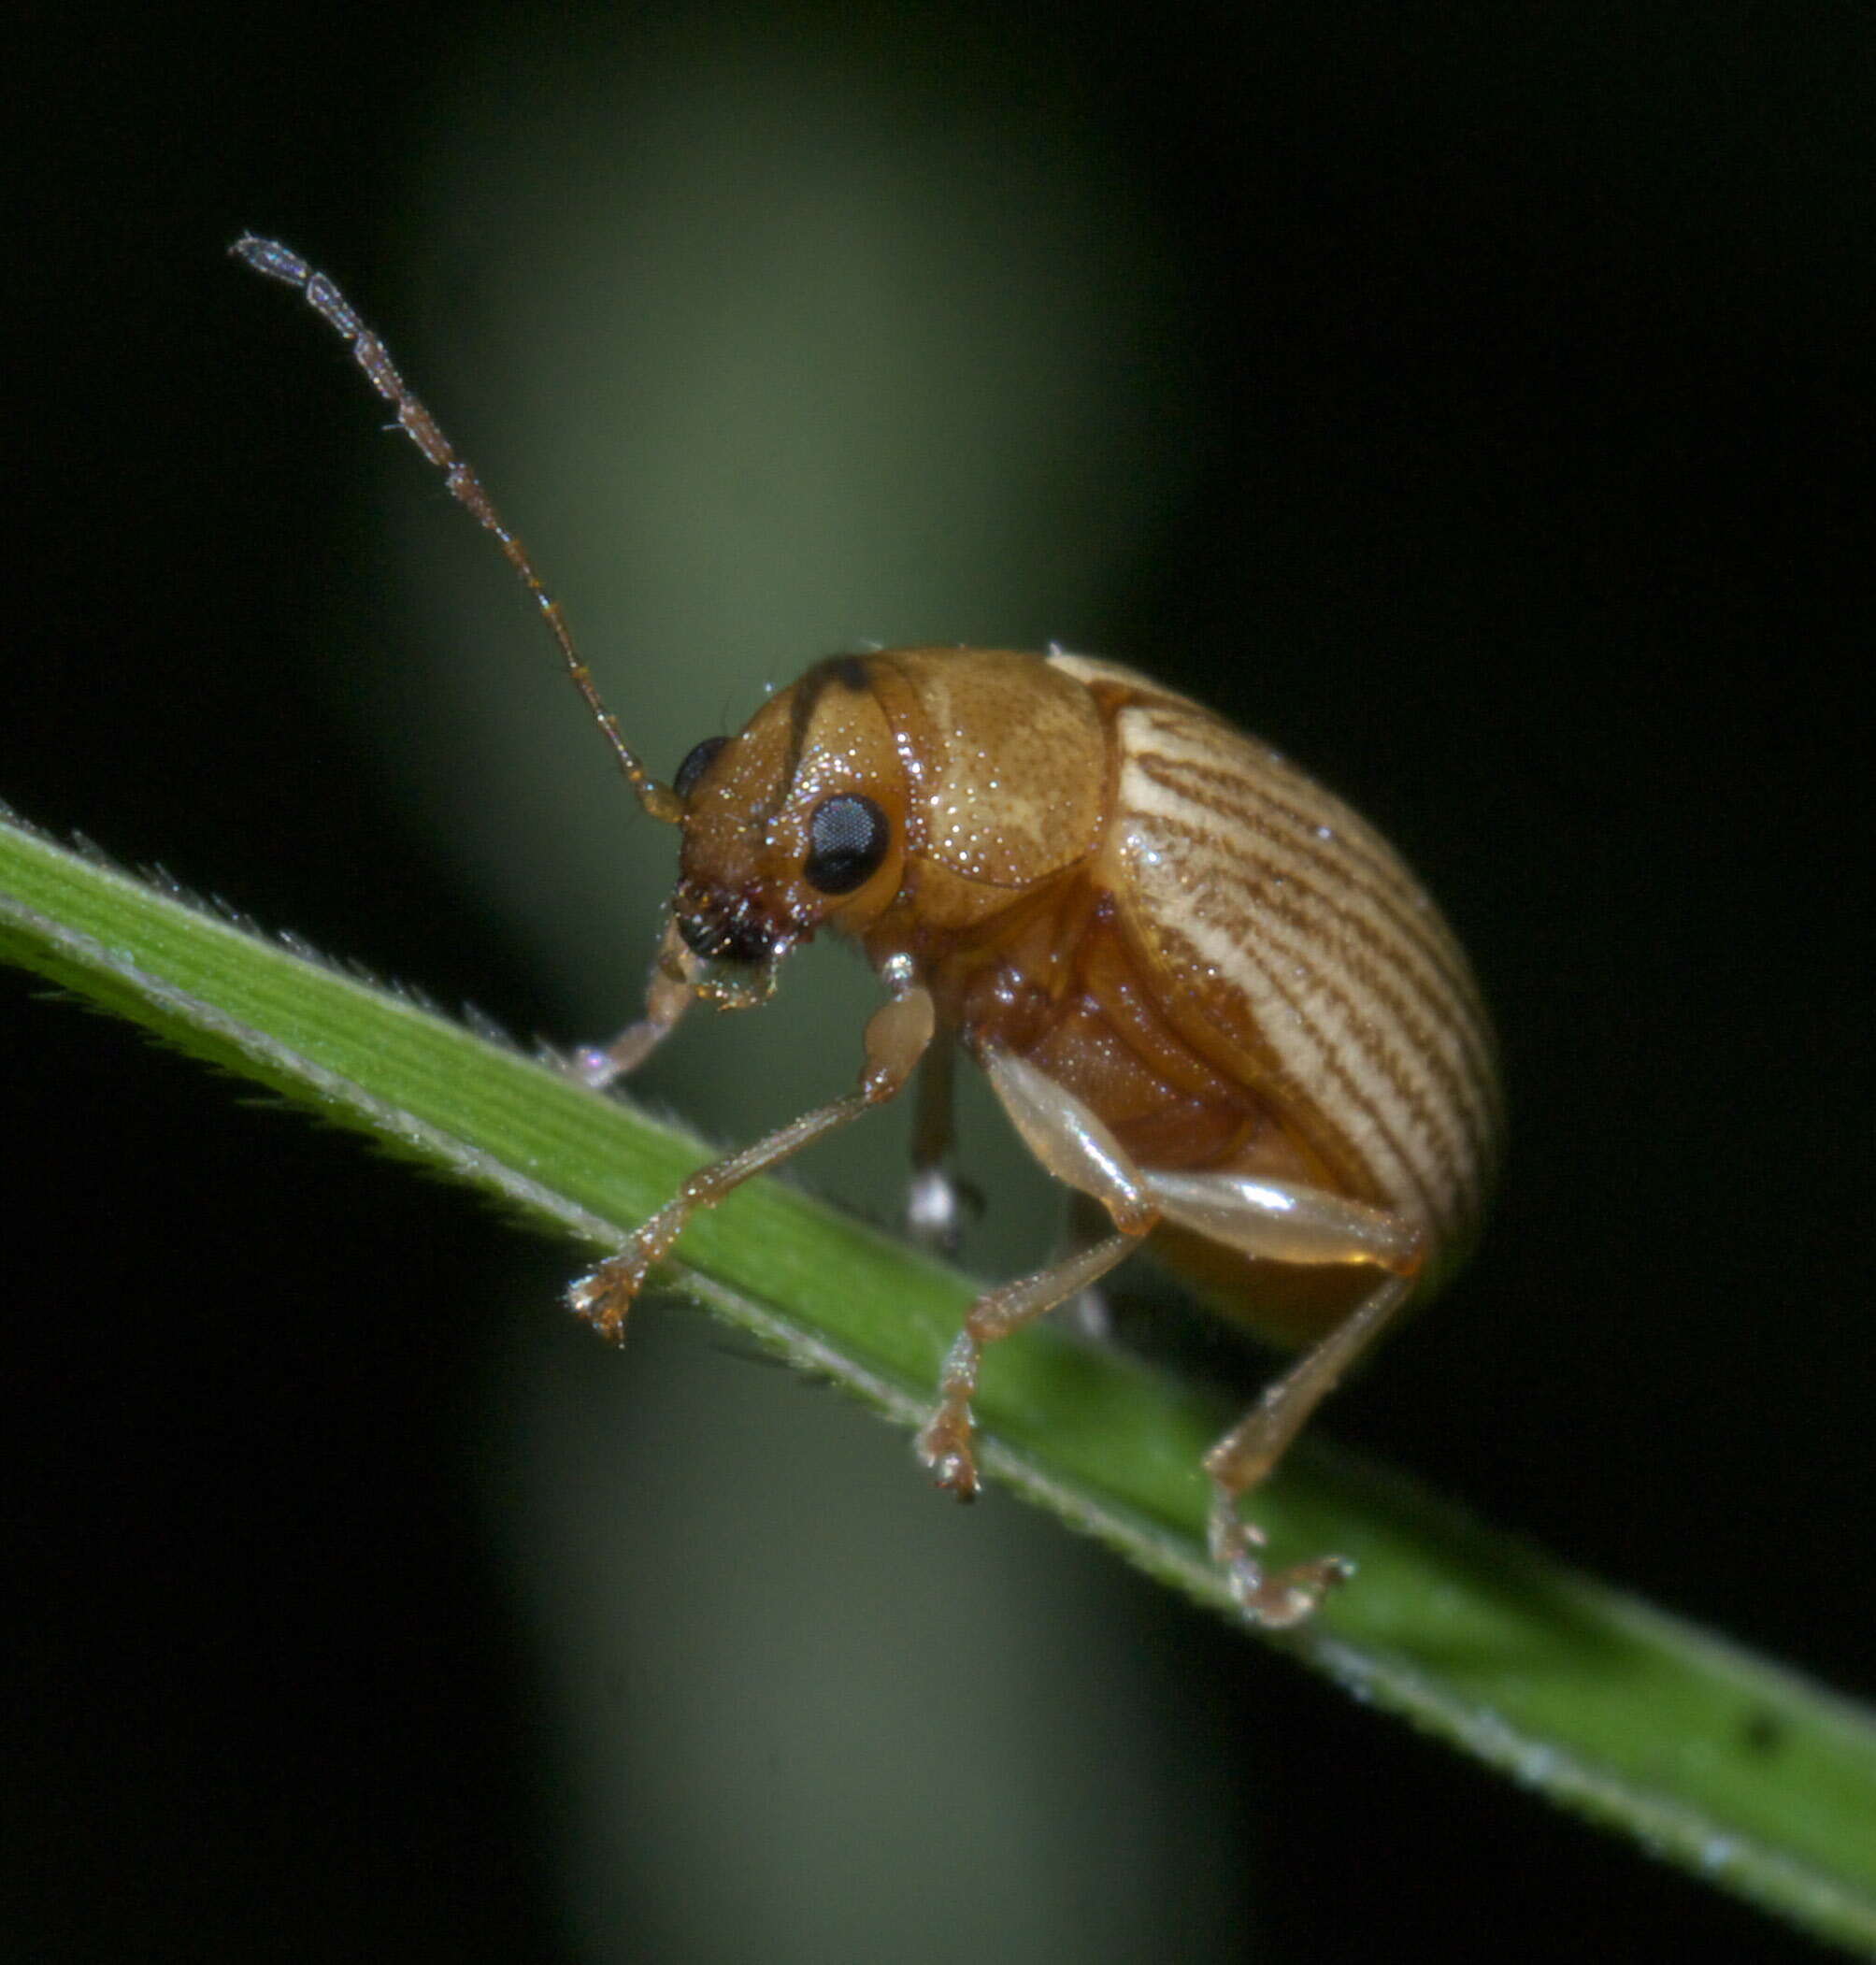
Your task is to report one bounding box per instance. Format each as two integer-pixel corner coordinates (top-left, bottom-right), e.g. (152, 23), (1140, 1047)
(373, 16), (1239, 1959)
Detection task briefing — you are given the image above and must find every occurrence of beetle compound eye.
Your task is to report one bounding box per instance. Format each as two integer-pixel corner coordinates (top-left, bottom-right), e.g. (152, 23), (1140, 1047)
(674, 735), (729, 801)
(804, 794), (889, 896)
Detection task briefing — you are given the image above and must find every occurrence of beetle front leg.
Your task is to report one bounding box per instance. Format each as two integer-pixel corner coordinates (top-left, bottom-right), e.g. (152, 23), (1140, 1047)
(570, 921), (697, 1089)
(570, 973), (935, 1341)
(904, 1032), (971, 1254)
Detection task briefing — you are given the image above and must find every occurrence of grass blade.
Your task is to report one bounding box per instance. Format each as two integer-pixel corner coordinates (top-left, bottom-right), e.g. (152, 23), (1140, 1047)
(3, 804), (1873, 1955)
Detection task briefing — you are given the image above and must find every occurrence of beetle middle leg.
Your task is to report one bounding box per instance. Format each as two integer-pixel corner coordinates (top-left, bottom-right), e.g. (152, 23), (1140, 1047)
(918, 1048), (1162, 1500)
(917, 1227), (1143, 1500)
(570, 969), (935, 1340)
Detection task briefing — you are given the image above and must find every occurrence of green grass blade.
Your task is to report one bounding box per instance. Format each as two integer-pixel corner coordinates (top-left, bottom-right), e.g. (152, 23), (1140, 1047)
(4, 804), (1874, 1955)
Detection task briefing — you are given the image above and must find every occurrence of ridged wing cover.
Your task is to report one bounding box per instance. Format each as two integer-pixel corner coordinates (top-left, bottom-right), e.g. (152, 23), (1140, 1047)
(1048, 653), (1501, 1273)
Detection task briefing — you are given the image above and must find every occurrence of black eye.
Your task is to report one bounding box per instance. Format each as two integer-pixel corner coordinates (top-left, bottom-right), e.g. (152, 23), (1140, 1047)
(804, 793), (889, 896)
(674, 735), (729, 801)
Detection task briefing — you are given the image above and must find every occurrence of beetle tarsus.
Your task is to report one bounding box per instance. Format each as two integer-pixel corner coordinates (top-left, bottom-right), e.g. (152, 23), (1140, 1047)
(568, 1045), (624, 1090)
(1209, 1498), (1352, 1628)
(569, 1253), (649, 1344)
(1236, 1556), (1355, 1630)
(930, 1455), (980, 1504)
(917, 1328), (987, 1499)
(916, 1401), (981, 1502)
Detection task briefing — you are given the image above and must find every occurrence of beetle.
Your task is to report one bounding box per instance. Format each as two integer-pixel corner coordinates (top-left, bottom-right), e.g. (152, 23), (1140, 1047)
(236, 237), (1501, 1628)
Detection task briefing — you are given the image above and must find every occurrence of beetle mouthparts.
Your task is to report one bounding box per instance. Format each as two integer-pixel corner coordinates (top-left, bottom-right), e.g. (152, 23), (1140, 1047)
(674, 883), (788, 968)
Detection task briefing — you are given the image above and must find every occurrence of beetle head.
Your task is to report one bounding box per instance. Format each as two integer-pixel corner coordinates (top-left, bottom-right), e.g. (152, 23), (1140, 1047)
(666, 655), (909, 1004)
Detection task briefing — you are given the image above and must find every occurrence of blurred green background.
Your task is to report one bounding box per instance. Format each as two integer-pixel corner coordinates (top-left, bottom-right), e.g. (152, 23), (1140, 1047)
(7, 4), (1872, 1960)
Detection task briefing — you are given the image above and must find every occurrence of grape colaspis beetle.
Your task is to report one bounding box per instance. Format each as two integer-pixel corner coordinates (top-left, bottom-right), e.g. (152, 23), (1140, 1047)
(236, 237), (1501, 1627)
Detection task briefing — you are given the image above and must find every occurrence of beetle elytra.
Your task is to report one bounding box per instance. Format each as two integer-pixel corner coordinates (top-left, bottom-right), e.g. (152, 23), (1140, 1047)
(236, 237), (1501, 1628)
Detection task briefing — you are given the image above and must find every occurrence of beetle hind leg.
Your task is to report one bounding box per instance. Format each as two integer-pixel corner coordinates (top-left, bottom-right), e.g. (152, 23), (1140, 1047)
(950, 1047), (1428, 1625)
(1198, 1269), (1415, 1626)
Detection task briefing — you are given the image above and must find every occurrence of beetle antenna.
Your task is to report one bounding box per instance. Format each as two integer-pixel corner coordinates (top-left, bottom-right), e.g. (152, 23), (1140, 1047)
(232, 236), (683, 826)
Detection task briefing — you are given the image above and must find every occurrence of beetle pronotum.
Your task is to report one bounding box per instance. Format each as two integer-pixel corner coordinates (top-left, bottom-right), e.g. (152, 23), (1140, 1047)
(236, 237), (1501, 1628)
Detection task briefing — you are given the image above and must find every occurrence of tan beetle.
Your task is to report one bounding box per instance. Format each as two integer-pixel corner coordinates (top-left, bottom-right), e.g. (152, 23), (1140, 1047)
(237, 237), (1502, 1628)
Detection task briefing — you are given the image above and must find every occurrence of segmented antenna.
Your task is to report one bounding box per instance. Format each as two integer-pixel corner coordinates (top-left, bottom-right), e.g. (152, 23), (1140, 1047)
(232, 235), (683, 826)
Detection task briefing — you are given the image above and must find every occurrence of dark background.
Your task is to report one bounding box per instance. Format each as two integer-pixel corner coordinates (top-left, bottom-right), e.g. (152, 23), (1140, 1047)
(6, 4), (1871, 1959)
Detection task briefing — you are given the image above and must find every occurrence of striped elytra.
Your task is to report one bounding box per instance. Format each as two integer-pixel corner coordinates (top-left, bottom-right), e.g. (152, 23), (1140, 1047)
(1055, 652), (1501, 1296)
(237, 233), (1502, 1624)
